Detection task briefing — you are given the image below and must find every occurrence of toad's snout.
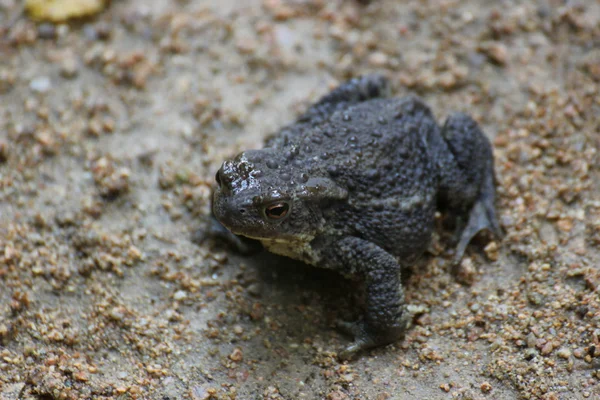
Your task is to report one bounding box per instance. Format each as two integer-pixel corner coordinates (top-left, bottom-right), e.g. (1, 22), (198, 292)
(212, 190), (253, 233)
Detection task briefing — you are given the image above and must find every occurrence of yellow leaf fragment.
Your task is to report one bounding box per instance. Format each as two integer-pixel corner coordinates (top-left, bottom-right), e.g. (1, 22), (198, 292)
(25, 0), (107, 22)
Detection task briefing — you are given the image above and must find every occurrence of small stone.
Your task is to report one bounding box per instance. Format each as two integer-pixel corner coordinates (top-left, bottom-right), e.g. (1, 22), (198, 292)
(0, 323), (10, 340)
(47, 330), (64, 342)
(480, 382), (492, 393)
(60, 57), (79, 78)
(327, 391), (349, 400)
(88, 118), (103, 136)
(541, 341), (554, 356)
(229, 348), (243, 362)
(173, 290), (187, 301)
(233, 325), (244, 335)
(236, 38), (258, 54)
(528, 292), (544, 306)
(115, 386), (128, 394)
(557, 347), (571, 359)
(37, 23), (57, 39)
(456, 257), (477, 285)
(484, 241), (499, 261)
(94, 22), (112, 40)
(247, 283), (262, 296)
(368, 52), (388, 67)
(438, 72), (458, 90)
(74, 371), (89, 382)
(573, 348), (585, 359)
(0, 70), (16, 94)
(30, 76), (52, 93)
(127, 246), (142, 263)
(211, 252), (228, 264)
(191, 385), (215, 400)
(479, 42), (508, 65)
(55, 211), (77, 227)
(524, 348), (537, 361)
(526, 333), (537, 348)
(83, 24), (99, 40)
(109, 306), (126, 321)
(556, 218), (573, 232)
(165, 309), (178, 321)
(0, 141), (8, 163)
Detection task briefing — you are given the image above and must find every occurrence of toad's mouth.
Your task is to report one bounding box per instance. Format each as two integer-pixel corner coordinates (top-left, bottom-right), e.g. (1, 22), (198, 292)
(230, 230), (307, 243)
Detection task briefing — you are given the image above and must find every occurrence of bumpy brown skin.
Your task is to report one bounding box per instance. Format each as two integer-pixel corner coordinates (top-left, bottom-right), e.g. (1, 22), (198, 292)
(212, 75), (501, 360)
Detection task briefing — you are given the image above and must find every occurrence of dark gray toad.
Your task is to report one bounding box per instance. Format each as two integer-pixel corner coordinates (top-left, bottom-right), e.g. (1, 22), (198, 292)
(212, 75), (501, 359)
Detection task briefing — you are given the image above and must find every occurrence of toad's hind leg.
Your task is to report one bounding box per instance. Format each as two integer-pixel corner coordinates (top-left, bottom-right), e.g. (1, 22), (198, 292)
(438, 113), (502, 264)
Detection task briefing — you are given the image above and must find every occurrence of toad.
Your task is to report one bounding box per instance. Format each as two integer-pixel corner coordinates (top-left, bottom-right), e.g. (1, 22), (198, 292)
(212, 75), (501, 359)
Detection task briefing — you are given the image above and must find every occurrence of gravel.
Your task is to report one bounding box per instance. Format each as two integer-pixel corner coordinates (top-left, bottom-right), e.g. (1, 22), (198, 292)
(0, 0), (599, 399)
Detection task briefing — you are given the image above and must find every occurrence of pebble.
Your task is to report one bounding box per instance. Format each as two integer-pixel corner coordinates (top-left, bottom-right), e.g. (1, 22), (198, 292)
(484, 241), (499, 261)
(233, 325), (244, 335)
(556, 347), (571, 359)
(247, 283), (262, 296)
(109, 307), (125, 321)
(191, 385), (215, 400)
(37, 23), (57, 39)
(60, 57), (79, 78)
(29, 76), (52, 93)
(573, 348), (585, 359)
(0, 141), (8, 163)
(480, 42), (508, 65)
(173, 290), (187, 301)
(480, 382), (492, 393)
(83, 24), (99, 41)
(368, 52), (388, 67)
(229, 348), (243, 362)
(541, 341), (554, 356)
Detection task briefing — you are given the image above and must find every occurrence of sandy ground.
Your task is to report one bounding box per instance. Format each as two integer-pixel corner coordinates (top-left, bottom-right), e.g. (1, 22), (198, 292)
(1, 0), (599, 399)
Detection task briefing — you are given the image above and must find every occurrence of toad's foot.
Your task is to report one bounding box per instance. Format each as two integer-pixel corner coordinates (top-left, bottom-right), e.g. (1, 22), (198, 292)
(336, 304), (427, 361)
(453, 195), (502, 265)
(437, 112), (502, 265)
(192, 215), (262, 255)
(336, 318), (407, 361)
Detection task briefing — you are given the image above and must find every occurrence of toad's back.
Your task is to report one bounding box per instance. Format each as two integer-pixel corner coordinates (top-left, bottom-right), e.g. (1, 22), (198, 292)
(266, 96), (441, 260)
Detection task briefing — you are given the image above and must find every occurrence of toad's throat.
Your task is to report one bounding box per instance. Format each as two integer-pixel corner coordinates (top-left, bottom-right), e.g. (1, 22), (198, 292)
(236, 233), (321, 266)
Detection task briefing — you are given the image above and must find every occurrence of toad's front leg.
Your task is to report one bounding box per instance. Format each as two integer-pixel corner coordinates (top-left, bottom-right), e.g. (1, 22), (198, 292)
(322, 236), (412, 360)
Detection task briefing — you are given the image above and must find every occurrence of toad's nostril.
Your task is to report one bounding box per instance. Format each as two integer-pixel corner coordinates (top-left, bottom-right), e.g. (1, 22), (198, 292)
(239, 209), (246, 214)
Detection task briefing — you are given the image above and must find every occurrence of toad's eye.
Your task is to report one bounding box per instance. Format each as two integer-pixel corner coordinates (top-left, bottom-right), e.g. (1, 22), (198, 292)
(215, 170), (222, 187)
(264, 202), (290, 220)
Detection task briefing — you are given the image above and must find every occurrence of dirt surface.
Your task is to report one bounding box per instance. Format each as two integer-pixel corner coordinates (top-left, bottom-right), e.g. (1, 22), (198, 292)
(1, 0), (599, 399)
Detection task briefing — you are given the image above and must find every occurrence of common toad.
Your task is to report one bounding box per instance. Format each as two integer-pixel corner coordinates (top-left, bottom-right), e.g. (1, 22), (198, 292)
(212, 75), (501, 359)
